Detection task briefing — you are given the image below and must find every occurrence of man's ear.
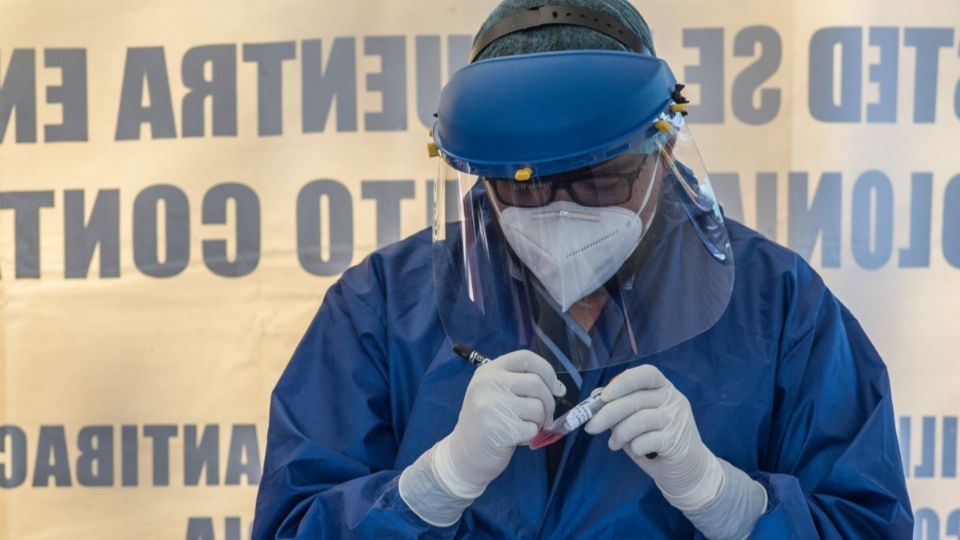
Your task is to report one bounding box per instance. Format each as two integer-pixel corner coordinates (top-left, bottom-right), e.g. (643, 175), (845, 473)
(661, 136), (677, 157)
(655, 137), (677, 170)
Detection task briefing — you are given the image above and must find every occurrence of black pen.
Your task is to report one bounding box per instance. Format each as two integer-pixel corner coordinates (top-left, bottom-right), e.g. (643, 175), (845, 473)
(453, 343), (493, 366)
(452, 344), (576, 416)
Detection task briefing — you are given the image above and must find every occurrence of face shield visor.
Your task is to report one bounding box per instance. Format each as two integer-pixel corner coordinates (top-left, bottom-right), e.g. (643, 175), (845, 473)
(430, 51), (733, 374)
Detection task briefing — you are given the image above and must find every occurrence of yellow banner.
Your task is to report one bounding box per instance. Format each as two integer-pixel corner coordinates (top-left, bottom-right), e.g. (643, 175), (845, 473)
(1, 0), (958, 537)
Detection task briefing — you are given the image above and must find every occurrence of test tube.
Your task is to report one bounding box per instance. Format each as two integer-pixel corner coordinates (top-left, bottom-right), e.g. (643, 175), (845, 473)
(529, 388), (659, 459)
(529, 390), (605, 450)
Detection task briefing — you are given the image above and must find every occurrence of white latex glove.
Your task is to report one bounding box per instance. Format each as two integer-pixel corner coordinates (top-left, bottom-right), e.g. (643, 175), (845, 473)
(584, 364), (767, 540)
(400, 350), (566, 526)
(585, 364), (721, 510)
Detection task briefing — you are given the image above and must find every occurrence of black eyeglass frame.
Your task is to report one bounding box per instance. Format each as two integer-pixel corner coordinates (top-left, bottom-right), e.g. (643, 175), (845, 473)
(484, 153), (653, 208)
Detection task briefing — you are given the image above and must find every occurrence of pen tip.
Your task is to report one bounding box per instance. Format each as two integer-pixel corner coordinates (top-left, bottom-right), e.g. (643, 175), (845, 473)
(452, 344), (470, 358)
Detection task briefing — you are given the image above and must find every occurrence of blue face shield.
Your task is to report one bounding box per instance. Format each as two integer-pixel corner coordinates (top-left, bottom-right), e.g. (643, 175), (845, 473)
(430, 51), (733, 373)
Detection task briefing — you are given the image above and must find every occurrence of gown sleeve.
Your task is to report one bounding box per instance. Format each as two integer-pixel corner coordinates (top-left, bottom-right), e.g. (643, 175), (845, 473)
(748, 257), (913, 538)
(251, 271), (459, 540)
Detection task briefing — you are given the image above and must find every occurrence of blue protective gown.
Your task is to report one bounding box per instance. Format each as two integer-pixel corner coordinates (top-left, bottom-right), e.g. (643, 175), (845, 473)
(252, 220), (913, 539)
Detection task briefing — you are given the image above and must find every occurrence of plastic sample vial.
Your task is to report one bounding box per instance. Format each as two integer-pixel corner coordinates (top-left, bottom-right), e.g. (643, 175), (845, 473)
(529, 390), (605, 450)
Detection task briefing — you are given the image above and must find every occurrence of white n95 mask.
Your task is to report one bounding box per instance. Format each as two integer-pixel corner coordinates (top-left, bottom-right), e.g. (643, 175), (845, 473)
(499, 200), (650, 312)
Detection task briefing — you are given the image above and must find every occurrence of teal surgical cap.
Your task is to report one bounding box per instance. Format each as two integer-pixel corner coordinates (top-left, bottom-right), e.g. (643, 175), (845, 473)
(473, 0), (656, 61)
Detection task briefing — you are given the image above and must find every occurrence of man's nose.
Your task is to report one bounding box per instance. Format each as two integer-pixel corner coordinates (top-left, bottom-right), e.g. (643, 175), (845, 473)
(552, 185), (574, 203)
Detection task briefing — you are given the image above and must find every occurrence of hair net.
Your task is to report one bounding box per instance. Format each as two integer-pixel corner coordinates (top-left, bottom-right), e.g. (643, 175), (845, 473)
(474, 0), (657, 61)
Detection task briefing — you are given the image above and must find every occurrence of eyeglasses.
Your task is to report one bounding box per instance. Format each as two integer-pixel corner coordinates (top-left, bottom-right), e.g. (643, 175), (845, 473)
(485, 154), (652, 208)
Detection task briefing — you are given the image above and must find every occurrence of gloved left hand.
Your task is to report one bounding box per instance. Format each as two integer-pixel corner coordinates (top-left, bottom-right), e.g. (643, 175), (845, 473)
(584, 364), (723, 512)
(584, 365), (768, 540)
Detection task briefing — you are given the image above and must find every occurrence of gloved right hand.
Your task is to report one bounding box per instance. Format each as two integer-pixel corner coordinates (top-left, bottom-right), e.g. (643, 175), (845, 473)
(434, 349), (566, 497)
(399, 349), (565, 526)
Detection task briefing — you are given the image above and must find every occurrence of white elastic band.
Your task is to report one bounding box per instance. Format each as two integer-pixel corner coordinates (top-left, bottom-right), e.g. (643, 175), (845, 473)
(682, 458), (768, 540)
(398, 443), (475, 527)
(658, 450), (725, 512)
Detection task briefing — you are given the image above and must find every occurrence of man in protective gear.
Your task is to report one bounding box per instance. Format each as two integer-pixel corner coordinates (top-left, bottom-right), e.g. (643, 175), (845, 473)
(253, 1), (913, 538)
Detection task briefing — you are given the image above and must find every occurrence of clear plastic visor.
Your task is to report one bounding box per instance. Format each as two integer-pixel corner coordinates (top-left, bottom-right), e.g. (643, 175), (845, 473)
(432, 121), (734, 374)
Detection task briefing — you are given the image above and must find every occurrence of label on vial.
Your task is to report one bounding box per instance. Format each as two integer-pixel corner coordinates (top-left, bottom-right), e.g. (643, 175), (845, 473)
(562, 395), (603, 431)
